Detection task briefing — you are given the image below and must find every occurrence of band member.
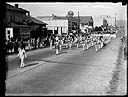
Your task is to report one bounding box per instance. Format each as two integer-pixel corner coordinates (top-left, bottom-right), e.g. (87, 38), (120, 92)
(82, 40), (85, 51)
(55, 35), (59, 55)
(82, 35), (85, 50)
(86, 36), (90, 49)
(69, 36), (73, 50)
(100, 36), (104, 49)
(76, 35), (79, 48)
(59, 36), (63, 50)
(95, 37), (100, 52)
(50, 38), (53, 49)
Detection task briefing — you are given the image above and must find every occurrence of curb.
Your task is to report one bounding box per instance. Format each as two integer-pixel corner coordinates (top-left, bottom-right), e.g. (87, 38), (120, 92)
(106, 40), (125, 95)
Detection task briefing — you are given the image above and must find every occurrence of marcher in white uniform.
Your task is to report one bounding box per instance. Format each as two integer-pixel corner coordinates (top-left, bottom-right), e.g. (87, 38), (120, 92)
(50, 38), (53, 49)
(95, 37), (100, 52)
(59, 36), (62, 50)
(100, 36), (104, 49)
(82, 40), (85, 51)
(55, 36), (59, 55)
(87, 35), (91, 49)
(17, 46), (27, 68)
(76, 36), (80, 48)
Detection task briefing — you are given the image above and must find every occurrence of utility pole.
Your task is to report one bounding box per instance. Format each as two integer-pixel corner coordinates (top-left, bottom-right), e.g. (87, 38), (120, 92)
(115, 13), (117, 28)
(78, 11), (80, 35)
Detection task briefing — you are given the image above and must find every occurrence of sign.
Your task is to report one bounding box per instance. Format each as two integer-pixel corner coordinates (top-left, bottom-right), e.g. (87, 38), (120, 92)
(20, 28), (30, 39)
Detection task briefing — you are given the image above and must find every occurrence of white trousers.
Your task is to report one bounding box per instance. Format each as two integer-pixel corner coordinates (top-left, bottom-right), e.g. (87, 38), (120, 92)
(69, 43), (72, 50)
(86, 43), (89, 49)
(56, 49), (59, 55)
(101, 42), (103, 48)
(77, 43), (79, 48)
(50, 42), (52, 49)
(95, 45), (99, 52)
(20, 56), (25, 67)
(82, 44), (85, 50)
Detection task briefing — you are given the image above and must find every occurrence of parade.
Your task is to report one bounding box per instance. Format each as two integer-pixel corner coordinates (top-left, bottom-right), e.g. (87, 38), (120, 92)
(52, 32), (115, 55)
(5, 2), (127, 96)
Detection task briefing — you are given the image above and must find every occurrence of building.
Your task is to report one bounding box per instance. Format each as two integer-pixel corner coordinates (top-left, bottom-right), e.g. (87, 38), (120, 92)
(5, 3), (30, 41)
(79, 16), (93, 33)
(67, 11), (80, 35)
(37, 15), (68, 36)
(23, 16), (47, 39)
(37, 11), (80, 36)
(37, 11), (93, 36)
(93, 15), (115, 28)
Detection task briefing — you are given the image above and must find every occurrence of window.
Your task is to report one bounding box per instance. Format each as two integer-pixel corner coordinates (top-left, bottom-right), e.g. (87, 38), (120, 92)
(8, 30), (10, 34)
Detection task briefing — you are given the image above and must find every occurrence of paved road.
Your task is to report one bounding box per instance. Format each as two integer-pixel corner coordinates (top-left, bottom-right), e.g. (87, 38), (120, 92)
(6, 27), (124, 72)
(6, 45), (72, 72)
(6, 35), (122, 95)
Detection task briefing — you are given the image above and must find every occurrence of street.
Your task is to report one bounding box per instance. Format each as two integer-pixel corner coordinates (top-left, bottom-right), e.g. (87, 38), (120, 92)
(7, 47), (56, 72)
(4, 2), (127, 96)
(6, 34), (124, 95)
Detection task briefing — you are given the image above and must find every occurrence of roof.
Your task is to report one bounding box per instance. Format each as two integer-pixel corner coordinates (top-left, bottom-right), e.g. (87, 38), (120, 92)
(53, 16), (68, 20)
(6, 3), (29, 12)
(78, 16), (93, 24)
(37, 16), (53, 18)
(24, 16), (48, 25)
(37, 16), (93, 24)
(8, 22), (30, 28)
(37, 16), (68, 20)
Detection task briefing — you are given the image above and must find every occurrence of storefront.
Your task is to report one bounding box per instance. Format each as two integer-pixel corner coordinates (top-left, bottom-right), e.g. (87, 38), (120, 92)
(6, 22), (30, 44)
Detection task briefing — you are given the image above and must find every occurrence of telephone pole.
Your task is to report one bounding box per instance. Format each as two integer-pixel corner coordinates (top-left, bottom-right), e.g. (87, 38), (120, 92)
(77, 11), (80, 35)
(115, 13), (117, 32)
(115, 13), (117, 27)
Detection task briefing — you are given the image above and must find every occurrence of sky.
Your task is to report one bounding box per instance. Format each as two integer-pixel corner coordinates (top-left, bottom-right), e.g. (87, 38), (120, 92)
(7, 2), (127, 20)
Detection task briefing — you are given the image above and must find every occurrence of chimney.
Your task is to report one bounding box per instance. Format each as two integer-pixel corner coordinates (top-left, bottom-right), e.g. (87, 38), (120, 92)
(15, 4), (19, 8)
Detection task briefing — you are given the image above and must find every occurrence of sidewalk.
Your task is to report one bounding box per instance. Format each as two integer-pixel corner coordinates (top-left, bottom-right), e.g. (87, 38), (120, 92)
(115, 59), (127, 95)
(108, 44), (127, 95)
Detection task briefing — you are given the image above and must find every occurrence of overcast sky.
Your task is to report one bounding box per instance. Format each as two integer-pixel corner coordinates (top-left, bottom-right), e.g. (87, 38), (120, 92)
(8, 2), (127, 20)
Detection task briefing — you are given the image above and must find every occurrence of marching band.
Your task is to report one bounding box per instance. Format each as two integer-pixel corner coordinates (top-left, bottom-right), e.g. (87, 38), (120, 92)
(53, 33), (115, 55)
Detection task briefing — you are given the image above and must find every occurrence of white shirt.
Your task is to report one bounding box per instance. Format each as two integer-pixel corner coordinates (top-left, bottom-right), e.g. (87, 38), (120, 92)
(18, 49), (26, 58)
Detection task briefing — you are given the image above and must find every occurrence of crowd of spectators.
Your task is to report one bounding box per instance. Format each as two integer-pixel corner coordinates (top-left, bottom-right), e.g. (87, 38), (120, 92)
(5, 36), (53, 55)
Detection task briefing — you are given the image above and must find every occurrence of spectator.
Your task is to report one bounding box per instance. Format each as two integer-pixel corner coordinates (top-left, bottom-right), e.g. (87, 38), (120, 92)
(5, 39), (8, 54)
(8, 39), (13, 54)
(14, 39), (18, 53)
(21, 40), (26, 50)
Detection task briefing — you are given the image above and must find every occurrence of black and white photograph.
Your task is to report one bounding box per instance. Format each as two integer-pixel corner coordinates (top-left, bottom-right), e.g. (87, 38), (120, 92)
(5, 2), (127, 96)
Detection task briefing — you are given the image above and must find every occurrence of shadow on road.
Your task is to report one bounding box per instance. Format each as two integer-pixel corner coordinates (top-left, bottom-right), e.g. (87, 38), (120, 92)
(58, 51), (67, 55)
(24, 63), (39, 68)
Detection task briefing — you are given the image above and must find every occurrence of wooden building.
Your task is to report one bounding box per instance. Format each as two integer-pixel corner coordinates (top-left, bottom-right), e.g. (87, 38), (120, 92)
(5, 3), (30, 41)
(23, 16), (47, 39)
